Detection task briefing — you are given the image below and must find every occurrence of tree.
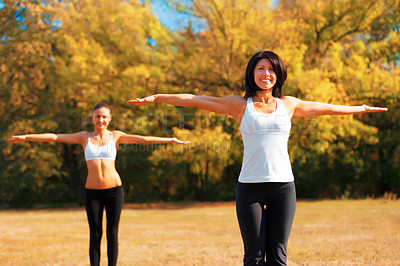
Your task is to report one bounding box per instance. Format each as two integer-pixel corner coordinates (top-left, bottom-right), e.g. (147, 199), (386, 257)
(1, 0), (399, 207)
(149, 125), (232, 200)
(1, 0), (176, 206)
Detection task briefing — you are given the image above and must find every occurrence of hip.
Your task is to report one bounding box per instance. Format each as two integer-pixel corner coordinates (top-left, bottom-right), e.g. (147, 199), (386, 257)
(236, 181), (296, 203)
(85, 185), (123, 200)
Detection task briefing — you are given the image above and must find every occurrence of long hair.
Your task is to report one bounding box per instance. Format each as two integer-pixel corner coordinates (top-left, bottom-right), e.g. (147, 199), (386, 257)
(244, 51), (287, 98)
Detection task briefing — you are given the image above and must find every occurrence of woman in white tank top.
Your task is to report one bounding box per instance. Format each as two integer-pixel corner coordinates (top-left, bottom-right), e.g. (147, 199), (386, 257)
(128, 50), (387, 266)
(8, 102), (189, 266)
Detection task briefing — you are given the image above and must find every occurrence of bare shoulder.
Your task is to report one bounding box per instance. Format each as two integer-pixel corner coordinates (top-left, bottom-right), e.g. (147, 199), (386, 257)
(112, 130), (125, 135)
(225, 95), (246, 108)
(225, 95), (246, 102)
(280, 96), (300, 117)
(78, 131), (90, 142)
(66, 131), (89, 138)
(281, 95), (299, 103)
(112, 130), (126, 139)
(280, 96), (301, 107)
(55, 131), (89, 145)
(221, 95), (246, 124)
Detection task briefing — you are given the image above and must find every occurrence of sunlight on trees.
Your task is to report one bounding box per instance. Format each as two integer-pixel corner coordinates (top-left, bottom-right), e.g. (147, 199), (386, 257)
(1, 0), (399, 206)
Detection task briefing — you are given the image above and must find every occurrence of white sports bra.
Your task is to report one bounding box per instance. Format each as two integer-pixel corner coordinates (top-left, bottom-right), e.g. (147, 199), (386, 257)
(84, 132), (117, 161)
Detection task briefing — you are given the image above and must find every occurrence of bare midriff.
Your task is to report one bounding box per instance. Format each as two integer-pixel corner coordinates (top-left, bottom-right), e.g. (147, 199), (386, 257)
(85, 159), (122, 189)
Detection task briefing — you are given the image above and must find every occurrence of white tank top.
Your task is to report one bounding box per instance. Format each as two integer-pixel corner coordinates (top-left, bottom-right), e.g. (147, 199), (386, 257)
(238, 97), (294, 183)
(84, 132), (117, 161)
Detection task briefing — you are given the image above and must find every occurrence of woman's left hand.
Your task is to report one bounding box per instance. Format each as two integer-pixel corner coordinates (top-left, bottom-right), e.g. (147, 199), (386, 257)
(7, 135), (26, 143)
(361, 105), (388, 113)
(171, 138), (190, 144)
(127, 95), (157, 105)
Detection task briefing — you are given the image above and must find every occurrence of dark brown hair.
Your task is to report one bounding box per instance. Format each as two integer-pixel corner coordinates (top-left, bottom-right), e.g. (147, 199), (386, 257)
(93, 102), (111, 112)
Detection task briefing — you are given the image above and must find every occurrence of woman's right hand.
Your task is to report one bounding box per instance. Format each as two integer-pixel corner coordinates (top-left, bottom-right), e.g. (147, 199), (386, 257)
(7, 135), (26, 143)
(127, 95), (157, 105)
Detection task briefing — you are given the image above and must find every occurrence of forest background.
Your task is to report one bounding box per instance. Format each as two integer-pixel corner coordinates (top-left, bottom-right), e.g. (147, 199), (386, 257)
(1, 0), (399, 208)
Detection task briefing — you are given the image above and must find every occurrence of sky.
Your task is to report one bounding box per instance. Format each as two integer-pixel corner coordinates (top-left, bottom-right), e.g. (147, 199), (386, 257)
(151, 0), (279, 32)
(0, 0), (278, 33)
(150, 1), (205, 33)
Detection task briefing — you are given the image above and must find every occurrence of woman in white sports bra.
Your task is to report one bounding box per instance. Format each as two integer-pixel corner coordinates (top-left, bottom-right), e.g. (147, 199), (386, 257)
(128, 51), (387, 266)
(8, 102), (189, 266)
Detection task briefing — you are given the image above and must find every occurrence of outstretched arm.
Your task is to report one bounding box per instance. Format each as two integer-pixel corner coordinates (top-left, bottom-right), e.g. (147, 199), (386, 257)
(117, 131), (189, 145)
(284, 96), (388, 117)
(7, 132), (86, 145)
(127, 94), (246, 122)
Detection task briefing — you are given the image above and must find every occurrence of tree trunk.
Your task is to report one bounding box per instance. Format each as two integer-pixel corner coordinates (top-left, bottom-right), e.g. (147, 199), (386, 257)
(62, 144), (85, 203)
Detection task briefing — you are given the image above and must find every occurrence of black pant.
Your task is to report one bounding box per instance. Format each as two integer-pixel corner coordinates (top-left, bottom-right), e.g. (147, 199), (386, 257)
(85, 186), (124, 266)
(236, 182), (296, 266)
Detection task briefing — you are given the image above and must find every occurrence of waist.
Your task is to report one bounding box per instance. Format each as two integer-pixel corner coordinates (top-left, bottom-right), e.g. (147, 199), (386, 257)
(86, 185), (122, 192)
(85, 186), (123, 199)
(239, 145), (294, 182)
(85, 164), (122, 189)
(238, 175), (294, 183)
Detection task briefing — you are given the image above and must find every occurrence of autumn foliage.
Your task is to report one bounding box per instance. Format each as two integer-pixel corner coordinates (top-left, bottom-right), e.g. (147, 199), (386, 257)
(1, 0), (399, 207)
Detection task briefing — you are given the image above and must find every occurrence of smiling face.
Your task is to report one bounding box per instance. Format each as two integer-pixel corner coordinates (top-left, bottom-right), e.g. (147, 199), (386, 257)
(253, 58), (277, 91)
(92, 107), (112, 130)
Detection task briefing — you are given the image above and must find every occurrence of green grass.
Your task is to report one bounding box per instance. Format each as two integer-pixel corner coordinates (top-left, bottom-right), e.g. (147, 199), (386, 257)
(0, 200), (399, 265)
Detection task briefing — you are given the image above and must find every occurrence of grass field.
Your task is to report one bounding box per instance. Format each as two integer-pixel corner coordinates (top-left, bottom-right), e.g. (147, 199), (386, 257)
(0, 200), (399, 266)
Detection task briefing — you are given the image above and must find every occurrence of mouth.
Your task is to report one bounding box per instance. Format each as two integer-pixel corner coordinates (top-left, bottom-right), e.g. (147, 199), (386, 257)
(260, 78), (272, 83)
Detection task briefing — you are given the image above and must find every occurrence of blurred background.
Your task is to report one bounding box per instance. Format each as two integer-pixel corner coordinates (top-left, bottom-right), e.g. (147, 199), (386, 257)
(1, 0), (399, 208)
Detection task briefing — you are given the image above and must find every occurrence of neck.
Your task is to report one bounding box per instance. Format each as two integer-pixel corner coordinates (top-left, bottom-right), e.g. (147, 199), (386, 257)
(254, 91), (274, 103)
(94, 128), (109, 137)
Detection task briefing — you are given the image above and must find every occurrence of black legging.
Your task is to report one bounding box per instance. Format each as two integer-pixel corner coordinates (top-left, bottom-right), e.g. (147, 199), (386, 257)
(236, 182), (296, 266)
(85, 186), (124, 266)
